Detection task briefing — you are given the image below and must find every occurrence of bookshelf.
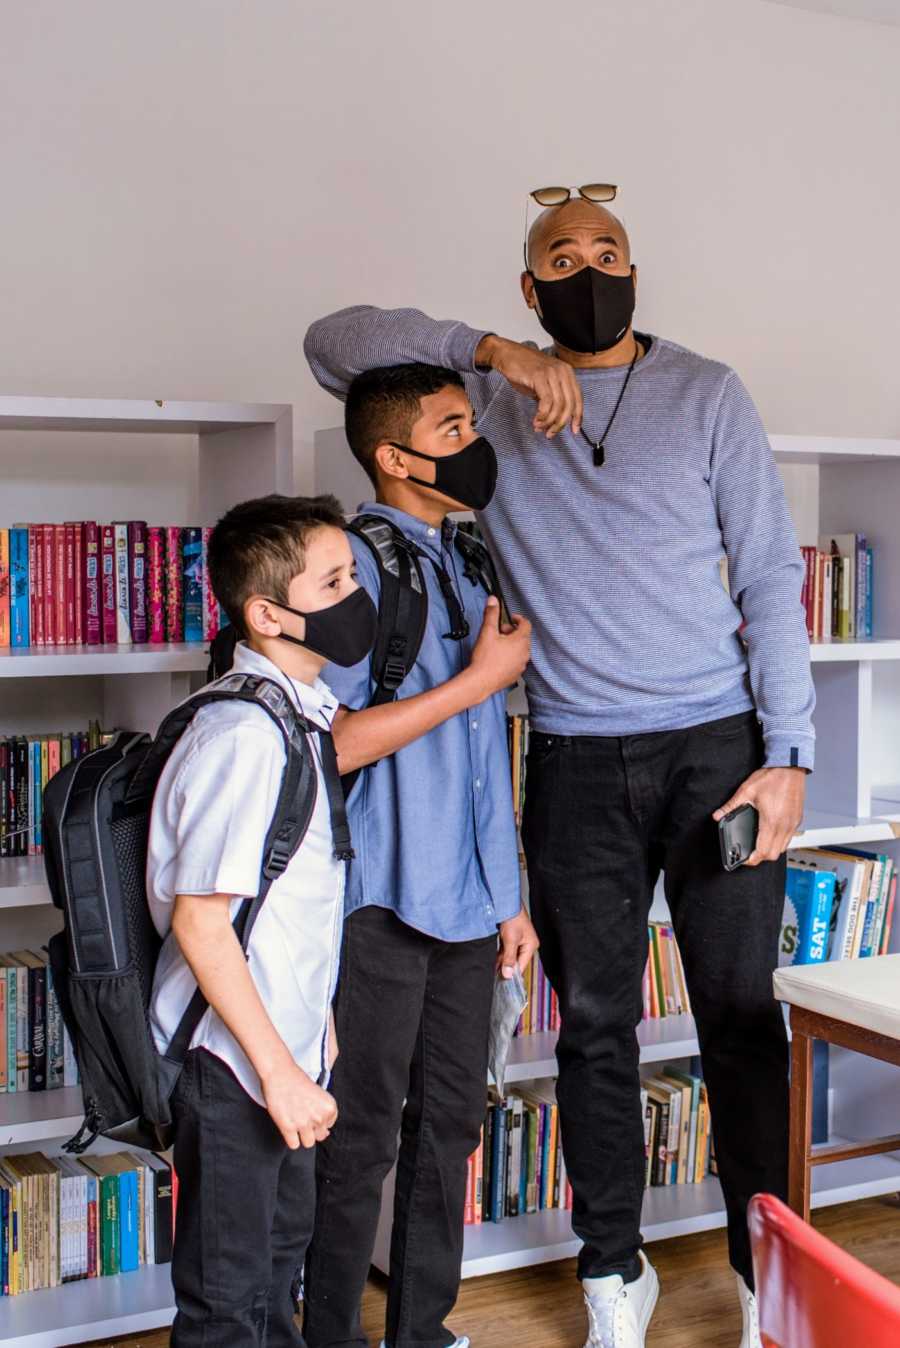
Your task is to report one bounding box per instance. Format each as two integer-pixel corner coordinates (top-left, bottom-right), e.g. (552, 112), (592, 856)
(314, 425), (900, 1279)
(0, 395), (292, 1347)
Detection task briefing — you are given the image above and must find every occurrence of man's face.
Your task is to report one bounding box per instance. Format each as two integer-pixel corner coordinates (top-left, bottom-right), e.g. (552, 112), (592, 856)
(522, 200), (633, 311)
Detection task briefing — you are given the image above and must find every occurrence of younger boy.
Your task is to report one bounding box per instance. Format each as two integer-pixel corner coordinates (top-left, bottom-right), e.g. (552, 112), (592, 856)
(147, 494), (376, 1348)
(303, 365), (538, 1348)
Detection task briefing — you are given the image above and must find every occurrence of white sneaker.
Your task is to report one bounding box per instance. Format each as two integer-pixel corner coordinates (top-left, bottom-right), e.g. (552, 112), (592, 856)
(380, 1340), (469, 1348)
(583, 1251), (659, 1347)
(737, 1275), (762, 1348)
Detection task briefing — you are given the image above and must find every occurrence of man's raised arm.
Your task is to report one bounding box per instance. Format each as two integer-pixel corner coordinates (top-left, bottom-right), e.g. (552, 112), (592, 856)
(304, 305), (583, 435)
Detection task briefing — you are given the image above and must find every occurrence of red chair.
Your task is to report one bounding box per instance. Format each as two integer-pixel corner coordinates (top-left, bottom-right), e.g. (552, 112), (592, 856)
(749, 1194), (900, 1347)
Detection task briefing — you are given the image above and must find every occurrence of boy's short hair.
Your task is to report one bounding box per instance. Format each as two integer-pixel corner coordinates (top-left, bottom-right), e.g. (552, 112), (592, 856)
(208, 493), (345, 638)
(345, 363), (464, 486)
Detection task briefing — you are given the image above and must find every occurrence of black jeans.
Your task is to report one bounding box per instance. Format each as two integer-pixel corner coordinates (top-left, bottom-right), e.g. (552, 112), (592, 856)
(522, 712), (789, 1289)
(170, 1048), (316, 1348)
(303, 905), (496, 1348)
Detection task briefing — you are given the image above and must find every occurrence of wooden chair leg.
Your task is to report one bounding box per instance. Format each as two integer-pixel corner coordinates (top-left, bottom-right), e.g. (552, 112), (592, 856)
(789, 1023), (814, 1221)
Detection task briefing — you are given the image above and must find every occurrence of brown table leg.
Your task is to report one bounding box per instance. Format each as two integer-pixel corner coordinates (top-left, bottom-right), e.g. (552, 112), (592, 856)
(789, 1016), (814, 1221)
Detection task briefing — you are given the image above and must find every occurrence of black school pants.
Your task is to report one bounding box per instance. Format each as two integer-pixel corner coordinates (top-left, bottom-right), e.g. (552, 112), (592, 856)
(170, 1047), (316, 1348)
(522, 711), (789, 1289)
(303, 905), (496, 1348)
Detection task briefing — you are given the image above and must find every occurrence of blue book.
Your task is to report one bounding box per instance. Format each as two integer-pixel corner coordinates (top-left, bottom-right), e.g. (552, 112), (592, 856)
(5, 967), (16, 1094)
(781, 866), (836, 966)
(181, 528), (203, 642)
(118, 1168), (140, 1272)
(855, 535), (867, 639)
(490, 1103), (507, 1223)
(31, 740), (41, 852)
(9, 528), (29, 648)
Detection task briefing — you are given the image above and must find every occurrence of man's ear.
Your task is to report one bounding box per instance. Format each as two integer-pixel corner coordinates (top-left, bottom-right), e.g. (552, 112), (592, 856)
(521, 270), (538, 311)
(373, 441), (409, 482)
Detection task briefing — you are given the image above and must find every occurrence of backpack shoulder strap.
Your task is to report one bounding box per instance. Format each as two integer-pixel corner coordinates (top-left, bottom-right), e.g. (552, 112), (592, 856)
(454, 527), (499, 597)
(348, 514), (429, 708)
(158, 673), (342, 1069)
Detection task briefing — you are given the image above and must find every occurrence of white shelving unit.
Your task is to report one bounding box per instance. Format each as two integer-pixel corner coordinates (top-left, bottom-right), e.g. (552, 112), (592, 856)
(308, 428), (900, 1281)
(0, 395), (292, 1347)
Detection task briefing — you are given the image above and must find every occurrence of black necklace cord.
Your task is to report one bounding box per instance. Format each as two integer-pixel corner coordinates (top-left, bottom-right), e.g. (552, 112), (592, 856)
(578, 342), (640, 468)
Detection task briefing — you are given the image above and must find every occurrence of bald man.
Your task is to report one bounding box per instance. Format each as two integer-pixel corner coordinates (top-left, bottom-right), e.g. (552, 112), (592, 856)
(304, 196), (813, 1348)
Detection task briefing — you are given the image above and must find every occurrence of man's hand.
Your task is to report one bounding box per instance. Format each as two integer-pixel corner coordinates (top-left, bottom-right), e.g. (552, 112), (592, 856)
(713, 767), (806, 867)
(477, 334), (583, 438)
(261, 1056), (339, 1150)
(467, 596), (532, 698)
(497, 907), (540, 978)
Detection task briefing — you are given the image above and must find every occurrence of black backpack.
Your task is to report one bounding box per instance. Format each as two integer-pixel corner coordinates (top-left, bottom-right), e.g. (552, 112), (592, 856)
(42, 670), (350, 1154)
(207, 516), (504, 707)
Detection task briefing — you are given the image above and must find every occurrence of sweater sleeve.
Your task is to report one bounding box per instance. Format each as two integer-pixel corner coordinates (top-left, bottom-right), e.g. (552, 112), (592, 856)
(710, 371), (816, 771)
(303, 304), (503, 419)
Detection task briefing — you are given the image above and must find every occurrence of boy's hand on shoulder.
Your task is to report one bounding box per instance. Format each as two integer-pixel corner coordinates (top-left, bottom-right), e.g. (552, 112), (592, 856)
(468, 597), (532, 699)
(261, 1055), (338, 1150)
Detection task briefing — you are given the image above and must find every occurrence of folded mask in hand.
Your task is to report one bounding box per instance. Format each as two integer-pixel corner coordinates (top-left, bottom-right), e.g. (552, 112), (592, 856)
(488, 968), (529, 1097)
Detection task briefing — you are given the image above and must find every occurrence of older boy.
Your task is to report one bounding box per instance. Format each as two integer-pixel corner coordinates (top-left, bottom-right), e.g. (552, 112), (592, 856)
(304, 364), (537, 1348)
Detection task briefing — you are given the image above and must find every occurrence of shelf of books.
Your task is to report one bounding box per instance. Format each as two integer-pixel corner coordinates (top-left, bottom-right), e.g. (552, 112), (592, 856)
(0, 396), (292, 1346)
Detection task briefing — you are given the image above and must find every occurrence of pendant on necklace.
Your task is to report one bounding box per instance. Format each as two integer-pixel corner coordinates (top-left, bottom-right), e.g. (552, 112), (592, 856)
(593, 443), (606, 468)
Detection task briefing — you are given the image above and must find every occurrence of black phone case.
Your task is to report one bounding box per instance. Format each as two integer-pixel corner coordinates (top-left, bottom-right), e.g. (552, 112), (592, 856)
(718, 804), (759, 871)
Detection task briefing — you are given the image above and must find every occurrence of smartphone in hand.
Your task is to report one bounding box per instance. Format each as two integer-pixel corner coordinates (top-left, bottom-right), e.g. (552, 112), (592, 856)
(718, 803), (759, 871)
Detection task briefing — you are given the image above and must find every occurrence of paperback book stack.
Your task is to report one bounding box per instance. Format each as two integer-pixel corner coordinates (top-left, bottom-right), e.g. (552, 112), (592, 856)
(0, 951), (79, 1094)
(507, 714), (529, 830)
(781, 848), (896, 966)
(517, 955), (560, 1036)
(641, 1068), (713, 1188)
(0, 523), (225, 649)
(0, 724), (108, 858)
(643, 922), (692, 1019)
(800, 534), (873, 643)
(465, 1083), (571, 1226)
(0, 1151), (173, 1296)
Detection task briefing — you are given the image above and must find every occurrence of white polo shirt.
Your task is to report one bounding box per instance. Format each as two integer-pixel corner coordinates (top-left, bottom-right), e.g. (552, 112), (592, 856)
(147, 642), (344, 1107)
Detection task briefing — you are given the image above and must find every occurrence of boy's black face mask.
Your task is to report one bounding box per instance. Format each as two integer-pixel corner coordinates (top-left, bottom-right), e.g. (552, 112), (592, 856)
(530, 265), (636, 354)
(265, 586), (377, 667)
(392, 435), (498, 512)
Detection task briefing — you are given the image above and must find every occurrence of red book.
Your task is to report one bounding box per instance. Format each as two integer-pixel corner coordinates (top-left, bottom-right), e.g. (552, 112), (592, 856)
(64, 523), (76, 645)
(83, 522), (101, 645)
(29, 525), (44, 646)
(43, 525), (56, 646)
(202, 526), (219, 641)
(87, 1191), (98, 1277)
(127, 521), (148, 645)
(165, 526), (184, 642)
(54, 524), (67, 646)
(172, 1163), (179, 1240)
(72, 522), (84, 644)
(101, 525), (117, 644)
(147, 527), (166, 643)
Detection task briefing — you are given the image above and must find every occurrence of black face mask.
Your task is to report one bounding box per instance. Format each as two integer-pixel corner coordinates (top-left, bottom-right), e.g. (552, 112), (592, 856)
(266, 586), (378, 667)
(531, 265), (636, 354)
(392, 435), (498, 512)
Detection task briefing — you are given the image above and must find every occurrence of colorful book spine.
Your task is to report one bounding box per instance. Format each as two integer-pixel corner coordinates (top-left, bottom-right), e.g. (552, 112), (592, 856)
(0, 529), (9, 647)
(10, 527), (30, 647)
(64, 523), (76, 645)
(164, 527), (183, 642)
(113, 524), (131, 643)
(101, 525), (117, 643)
(147, 527), (166, 643)
(72, 523), (84, 645)
(83, 523), (101, 645)
(43, 523), (57, 646)
(54, 524), (66, 647)
(29, 525), (44, 647)
(182, 528), (203, 642)
(127, 521), (148, 645)
(201, 526), (219, 641)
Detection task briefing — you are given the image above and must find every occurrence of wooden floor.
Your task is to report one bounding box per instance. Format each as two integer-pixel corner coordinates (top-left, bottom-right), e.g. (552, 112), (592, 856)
(94, 1197), (900, 1348)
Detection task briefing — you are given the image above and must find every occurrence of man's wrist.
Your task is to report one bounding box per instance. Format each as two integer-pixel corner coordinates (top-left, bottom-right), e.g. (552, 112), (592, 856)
(474, 333), (503, 370)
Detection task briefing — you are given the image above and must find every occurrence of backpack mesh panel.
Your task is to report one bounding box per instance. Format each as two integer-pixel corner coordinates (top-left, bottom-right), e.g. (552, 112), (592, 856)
(109, 811), (161, 1008)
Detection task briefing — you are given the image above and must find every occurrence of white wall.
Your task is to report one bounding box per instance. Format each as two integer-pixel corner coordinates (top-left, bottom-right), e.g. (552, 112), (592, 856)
(2, 0), (899, 499)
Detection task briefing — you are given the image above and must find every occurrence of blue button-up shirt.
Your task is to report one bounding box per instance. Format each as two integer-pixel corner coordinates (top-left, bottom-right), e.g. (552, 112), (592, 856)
(324, 502), (521, 943)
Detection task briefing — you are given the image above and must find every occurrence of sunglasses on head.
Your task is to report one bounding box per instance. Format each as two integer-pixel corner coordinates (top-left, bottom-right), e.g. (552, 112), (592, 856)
(530, 183), (618, 207)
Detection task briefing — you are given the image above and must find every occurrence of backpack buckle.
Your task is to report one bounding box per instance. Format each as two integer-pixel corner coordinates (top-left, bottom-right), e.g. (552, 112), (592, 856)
(263, 823), (297, 879)
(382, 654), (407, 690)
